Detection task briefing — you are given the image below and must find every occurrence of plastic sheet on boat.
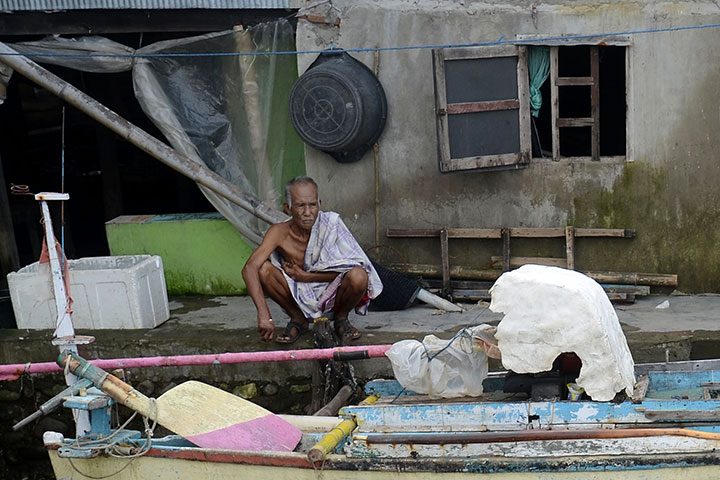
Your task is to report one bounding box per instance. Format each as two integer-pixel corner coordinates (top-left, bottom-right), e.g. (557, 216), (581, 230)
(490, 264), (636, 402)
(386, 325), (493, 398)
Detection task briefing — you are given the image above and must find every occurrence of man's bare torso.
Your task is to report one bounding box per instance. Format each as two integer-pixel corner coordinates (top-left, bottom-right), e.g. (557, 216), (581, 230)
(273, 221), (309, 267)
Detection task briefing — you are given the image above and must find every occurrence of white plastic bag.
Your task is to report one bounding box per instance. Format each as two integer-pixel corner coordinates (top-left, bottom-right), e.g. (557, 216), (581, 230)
(385, 325), (491, 398)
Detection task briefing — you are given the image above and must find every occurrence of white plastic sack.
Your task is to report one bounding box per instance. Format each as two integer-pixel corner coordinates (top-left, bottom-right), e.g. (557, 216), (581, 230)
(490, 265), (635, 401)
(386, 325), (492, 398)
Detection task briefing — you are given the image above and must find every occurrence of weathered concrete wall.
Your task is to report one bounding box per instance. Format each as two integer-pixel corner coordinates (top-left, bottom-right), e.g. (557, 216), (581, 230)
(296, 0), (720, 292)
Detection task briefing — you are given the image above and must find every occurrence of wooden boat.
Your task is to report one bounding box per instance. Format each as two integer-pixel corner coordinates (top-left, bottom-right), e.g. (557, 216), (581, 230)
(44, 358), (720, 479)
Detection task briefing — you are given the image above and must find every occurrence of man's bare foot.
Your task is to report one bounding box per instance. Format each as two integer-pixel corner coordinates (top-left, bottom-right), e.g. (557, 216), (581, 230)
(275, 319), (310, 344)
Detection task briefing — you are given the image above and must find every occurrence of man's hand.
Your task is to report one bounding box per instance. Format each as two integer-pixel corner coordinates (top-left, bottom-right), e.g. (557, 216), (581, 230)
(258, 316), (275, 342)
(282, 261), (307, 282)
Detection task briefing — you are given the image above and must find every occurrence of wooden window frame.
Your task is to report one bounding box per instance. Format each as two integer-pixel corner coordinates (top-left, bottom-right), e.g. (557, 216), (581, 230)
(433, 45), (531, 173)
(519, 34), (632, 163)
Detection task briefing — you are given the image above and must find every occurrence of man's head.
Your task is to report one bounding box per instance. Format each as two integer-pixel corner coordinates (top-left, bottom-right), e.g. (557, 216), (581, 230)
(284, 176), (320, 231)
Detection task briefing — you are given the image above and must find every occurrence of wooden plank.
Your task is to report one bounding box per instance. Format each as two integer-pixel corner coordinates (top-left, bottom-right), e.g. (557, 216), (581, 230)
(501, 228), (511, 272)
(517, 46), (532, 161)
(601, 284), (651, 295)
(584, 271), (678, 287)
(443, 153), (526, 172)
(440, 229), (450, 295)
(575, 228), (635, 238)
(490, 256), (567, 268)
(515, 34), (633, 47)
(446, 228), (502, 239)
(509, 228), (564, 237)
(442, 44), (518, 61)
(644, 410), (720, 421)
(387, 263), (502, 281)
(565, 226), (575, 270)
(550, 46), (559, 161)
(556, 76), (595, 86)
(557, 118), (594, 127)
(510, 227), (634, 238)
(386, 228), (441, 238)
(606, 293), (628, 301)
(444, 99), (519, 115)
(387, 227), (633, 238)
(388, 264), (677, 287)
(432, 48), (452, 172)
(590, 46), (600, 162)
(632, 375), (650, 404)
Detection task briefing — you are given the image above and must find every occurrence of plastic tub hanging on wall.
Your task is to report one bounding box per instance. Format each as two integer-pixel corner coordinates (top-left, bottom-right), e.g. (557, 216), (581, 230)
(289, 50), (388, 163)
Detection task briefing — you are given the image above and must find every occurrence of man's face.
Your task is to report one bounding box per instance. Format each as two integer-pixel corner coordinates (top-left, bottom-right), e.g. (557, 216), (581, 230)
(286, 183), (320, 231)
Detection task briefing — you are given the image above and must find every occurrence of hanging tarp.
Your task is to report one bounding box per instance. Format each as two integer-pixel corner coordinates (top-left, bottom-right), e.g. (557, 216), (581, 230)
(5, 19), (304, 244)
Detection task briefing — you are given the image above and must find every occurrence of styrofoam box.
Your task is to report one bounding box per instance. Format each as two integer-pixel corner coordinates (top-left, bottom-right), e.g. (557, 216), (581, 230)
(7, 255), (169, 330)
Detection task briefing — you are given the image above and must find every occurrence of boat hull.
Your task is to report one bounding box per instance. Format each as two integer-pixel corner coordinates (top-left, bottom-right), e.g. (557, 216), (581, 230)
(48, 447), (720, 480)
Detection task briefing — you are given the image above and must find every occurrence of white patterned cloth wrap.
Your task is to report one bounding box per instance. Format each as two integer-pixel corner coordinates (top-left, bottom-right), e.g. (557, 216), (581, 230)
(271, 211), (383, 319)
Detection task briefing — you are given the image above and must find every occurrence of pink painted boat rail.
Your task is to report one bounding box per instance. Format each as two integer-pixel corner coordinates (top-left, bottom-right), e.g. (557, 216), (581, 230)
(0, 344), (392, 381)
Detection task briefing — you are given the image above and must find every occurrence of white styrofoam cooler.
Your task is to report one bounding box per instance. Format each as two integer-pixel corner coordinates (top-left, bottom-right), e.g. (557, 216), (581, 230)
(7, 255), (169, 330)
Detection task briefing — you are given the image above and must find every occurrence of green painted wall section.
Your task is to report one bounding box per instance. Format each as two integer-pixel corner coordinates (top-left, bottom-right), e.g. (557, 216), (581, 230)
(106, 214), (254, 295)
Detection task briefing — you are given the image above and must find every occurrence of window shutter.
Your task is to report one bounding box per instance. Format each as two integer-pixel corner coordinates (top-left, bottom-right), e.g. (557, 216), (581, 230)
(433, 45), (530, 172)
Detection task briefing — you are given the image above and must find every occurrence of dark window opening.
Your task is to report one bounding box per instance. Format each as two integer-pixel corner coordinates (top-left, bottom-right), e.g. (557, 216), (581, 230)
(0, 64), (214, 266)
(531, 45), (626, 159)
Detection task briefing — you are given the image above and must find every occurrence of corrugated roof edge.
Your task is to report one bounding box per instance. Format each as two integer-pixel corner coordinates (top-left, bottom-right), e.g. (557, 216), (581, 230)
(2, 0), (290, 10)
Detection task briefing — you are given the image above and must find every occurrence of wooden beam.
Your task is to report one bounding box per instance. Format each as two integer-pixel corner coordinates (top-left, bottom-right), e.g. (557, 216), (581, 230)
(583, 271), (678, 287)
(387, 264), (677, 286)
(446, 228), (502, 239)
(602, 284), (650, 295)
(557, 118), (594, 127)
(443, 99), (519, 115)
(556, 76), (595, 86)
(565, 226), (575, 270)
(440, 228), (450, 296)
(501, 227), (511, 272)
(491, 256), (567, 269)
(433, 48), (452, 172)
(387, 227), (634, 239)
(632, 375), (650, 404)
(550, 46), (559, 160)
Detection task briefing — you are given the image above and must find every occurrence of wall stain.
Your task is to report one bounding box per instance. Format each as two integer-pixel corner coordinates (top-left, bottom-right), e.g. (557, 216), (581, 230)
(571, 161), (720, 292)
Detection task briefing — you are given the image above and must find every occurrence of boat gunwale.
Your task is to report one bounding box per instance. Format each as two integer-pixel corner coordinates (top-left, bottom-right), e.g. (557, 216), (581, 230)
(48, 444), (720, 474)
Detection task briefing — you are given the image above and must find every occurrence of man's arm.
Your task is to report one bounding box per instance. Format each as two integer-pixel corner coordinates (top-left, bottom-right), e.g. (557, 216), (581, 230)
(242, 226), (283, 341)
(281, 262), (339, 284)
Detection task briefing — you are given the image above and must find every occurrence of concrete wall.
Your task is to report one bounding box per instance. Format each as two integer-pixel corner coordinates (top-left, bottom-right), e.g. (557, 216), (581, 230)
(296, 0), (720, 292)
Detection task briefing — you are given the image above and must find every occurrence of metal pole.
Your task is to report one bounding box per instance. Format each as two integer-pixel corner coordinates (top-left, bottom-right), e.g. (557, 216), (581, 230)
(0, 42), (286, 225)
(0, 344), (393, 381)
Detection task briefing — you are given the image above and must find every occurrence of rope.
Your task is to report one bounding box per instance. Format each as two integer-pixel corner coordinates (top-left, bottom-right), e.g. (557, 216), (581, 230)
(2, 22), (720, 59)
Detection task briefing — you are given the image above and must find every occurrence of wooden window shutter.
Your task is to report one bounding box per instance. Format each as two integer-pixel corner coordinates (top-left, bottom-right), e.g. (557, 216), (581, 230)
(433, 45), (531, 172)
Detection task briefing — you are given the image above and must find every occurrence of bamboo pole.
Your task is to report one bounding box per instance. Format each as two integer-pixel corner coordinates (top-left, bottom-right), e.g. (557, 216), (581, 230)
(313, 385), (353, 417)
(0, 42), (286, 225)
(0, 345), (392, 381)
(307, 418), (357, 463)
(357, 427), (720, 445)
(387, 263), (678, 287)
